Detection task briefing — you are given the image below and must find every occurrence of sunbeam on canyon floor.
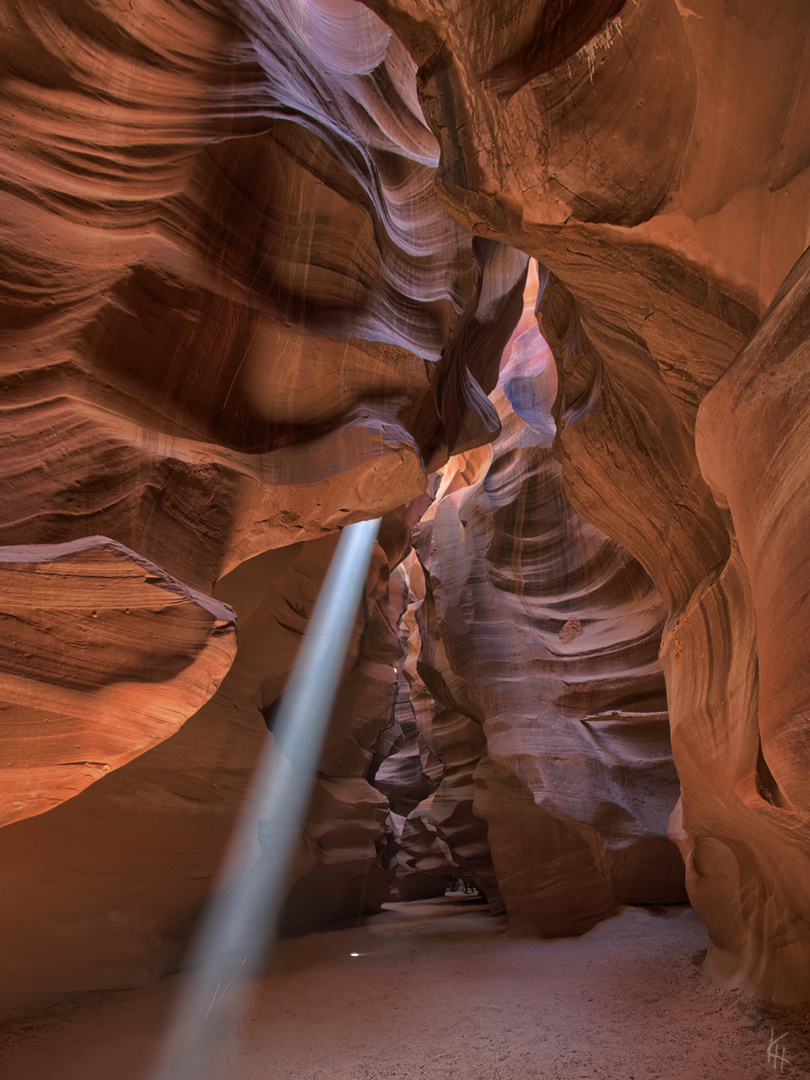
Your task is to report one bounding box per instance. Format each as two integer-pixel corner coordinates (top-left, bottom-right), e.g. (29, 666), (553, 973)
(2, 897), (809, 1080)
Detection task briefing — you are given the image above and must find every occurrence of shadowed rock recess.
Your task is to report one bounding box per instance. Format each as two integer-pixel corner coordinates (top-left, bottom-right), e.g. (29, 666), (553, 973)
(0, 0), (808, 1007)
(391, 275), (687, 935)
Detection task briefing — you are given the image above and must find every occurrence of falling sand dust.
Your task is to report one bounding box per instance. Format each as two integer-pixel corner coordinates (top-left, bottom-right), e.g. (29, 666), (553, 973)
(3, 897), (810, 1080)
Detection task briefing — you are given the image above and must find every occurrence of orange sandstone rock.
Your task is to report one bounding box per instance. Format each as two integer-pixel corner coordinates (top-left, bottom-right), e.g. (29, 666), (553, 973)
(366, 0), (810, 997)
(0, 537), (236, 828)
(398, 301), (686, 932)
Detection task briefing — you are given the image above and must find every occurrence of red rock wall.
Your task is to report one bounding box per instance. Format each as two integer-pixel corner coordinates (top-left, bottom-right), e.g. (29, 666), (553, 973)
(0, 531), (406, 1006)
(0, 0), (525, 1005)
(0, 537), (236, 828)
(396, 278), (686, 931)
(3, 0), (810, 1008)
(365, 0), (810, 999)
(0, 0), (527, 590)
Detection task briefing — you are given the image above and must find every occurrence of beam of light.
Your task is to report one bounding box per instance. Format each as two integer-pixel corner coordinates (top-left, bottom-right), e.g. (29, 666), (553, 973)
(147, 517), (382, 1080)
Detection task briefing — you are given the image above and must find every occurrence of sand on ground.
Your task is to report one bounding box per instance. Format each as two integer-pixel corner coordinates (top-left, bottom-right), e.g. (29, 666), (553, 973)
(2, 897), (809, 1080)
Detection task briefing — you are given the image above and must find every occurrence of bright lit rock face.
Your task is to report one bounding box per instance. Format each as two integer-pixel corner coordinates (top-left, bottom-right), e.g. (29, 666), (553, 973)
(395, 294), (686, 933)
(0, 0), (526, 590)
(681, 249), (810, 1000)
(0, 532), (404, 1004)
(0, 537), (237, 828)
(363, 0), (810, 999)
(0, 0), (526, 1003)
(2, 0), (810, 1008)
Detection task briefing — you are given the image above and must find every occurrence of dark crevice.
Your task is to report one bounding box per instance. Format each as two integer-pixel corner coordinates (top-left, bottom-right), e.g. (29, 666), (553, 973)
(756, 738), (786, 808)
(483, 0), (627, 97)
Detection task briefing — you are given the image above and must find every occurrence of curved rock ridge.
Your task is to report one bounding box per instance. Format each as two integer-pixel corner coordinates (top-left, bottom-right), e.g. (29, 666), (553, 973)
(4, 0), (810, 1009)
(278, 533), (407, 932)
(392, 549), (504, 907)
(399, 288), (685, 933)
(0, 0), (527, 593)
(0, 536), (237, 828)
(670, 246), (810, 1002)
(363, 0), (810, 996)
(373, 655), (438, 818)
(367, 0), (808, 307)
(0, 0), (527, 1000)
(0, 530), (407, 1004)
(372, 568), (455, 900)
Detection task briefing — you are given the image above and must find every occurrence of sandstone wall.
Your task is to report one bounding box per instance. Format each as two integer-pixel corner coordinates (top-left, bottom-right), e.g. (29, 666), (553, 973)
(396, 283), (686, 932)
(3, 0), (810, 1007)
(0, 530), (407, 1007)
(365, 0), (810, 999)
(0, 0), (524, 1006)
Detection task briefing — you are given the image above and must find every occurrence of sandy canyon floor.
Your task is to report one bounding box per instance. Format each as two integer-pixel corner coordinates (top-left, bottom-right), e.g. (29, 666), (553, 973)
(2, 896), (810, 1080)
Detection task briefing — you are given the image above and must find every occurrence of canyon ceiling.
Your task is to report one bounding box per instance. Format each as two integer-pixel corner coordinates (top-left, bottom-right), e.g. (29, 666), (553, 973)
(1, 0), (809, 1008)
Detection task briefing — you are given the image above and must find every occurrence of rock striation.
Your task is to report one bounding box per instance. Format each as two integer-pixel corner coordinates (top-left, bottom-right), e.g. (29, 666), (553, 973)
(0, 0), (525, 1004)
(396, 273), (686, 932)
(674, 247), (810, 1000)
(2, 0), (810, 1009)
(365, 0), (810, 998)
(0, 530), (406, 1005)
(0, 537), (236, 828)
(0, 0), (527, 591)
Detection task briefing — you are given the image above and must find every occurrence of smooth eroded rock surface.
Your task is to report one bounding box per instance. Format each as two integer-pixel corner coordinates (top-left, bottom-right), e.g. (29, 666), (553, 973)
(0, 537), (236, 827)
(365, 0), (810, 997)
(0, 531), (408, 1004)
(396, 280), (686, 932)
(3, 0), (810, 1009)
(0, 0), (526, 1005)
(0, 0), (527, 592)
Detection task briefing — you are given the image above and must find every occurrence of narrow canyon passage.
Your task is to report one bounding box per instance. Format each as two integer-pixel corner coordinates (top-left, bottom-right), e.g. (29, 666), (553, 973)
(2, 0), (810, 1070)
(3, 897), (809, 1080)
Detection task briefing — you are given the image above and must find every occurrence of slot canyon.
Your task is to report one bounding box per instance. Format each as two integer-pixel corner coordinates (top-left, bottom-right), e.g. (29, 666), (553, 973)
(1, 0), (810, 1077)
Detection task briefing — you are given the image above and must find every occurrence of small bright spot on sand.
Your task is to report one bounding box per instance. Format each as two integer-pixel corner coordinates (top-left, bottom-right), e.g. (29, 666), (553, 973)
(350, 953), (359, 957)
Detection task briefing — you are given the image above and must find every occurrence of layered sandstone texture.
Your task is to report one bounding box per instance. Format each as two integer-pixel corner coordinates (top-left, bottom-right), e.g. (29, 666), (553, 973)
(0, 0), (526, 592)
(0, 0), (527, 1004)
(0, 537), (236, 828)
(2, 0), (810, 1011)
(364, 0), (810, 999)
(0, 531), (407, 1006)
(395, 289), (686, 932)
(374, 604), (455, 900)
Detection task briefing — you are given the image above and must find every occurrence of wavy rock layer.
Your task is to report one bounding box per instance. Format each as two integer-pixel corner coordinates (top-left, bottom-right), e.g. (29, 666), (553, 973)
(373, 663), (435, 819)
(277, 537), (406, 932)
(398, 554), (505, 907)
(0, 537), (236, 828)
(366, 0), (810, 996)
(0, 0), (528, 1004)
(4, 0), (809, 1009)
(399, 297), (685, 933)
(673, 248), (810, 1000)
(0, 0), (527, 591)
(0, 532), (406, 1005)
